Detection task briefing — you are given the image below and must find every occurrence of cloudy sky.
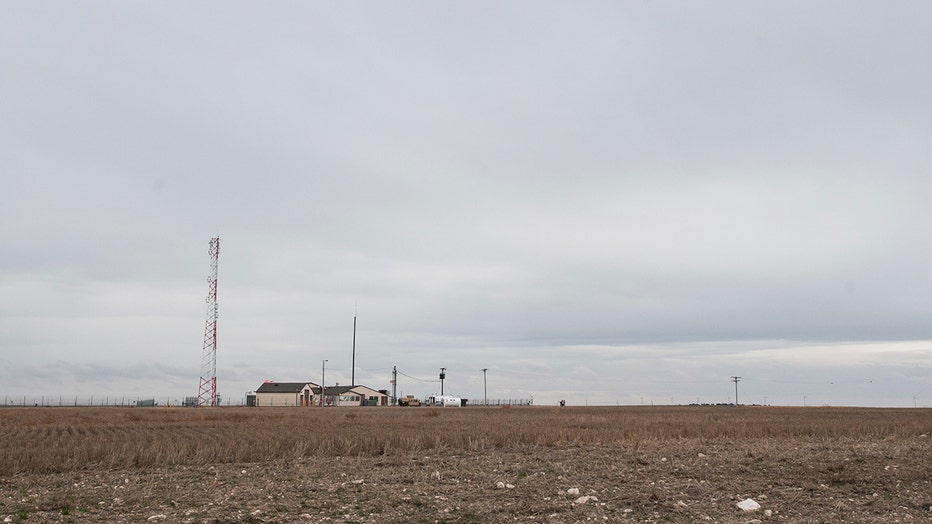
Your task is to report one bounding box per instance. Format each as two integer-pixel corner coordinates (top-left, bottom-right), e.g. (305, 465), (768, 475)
(3, 2), (932, 407)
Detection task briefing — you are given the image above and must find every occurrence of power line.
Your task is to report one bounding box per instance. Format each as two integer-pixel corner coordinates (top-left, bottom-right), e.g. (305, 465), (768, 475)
(396, 370), (440, 383)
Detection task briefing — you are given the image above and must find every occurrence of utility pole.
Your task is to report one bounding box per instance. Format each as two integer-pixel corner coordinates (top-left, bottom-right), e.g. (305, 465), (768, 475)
(481, 368), (488, 406)
(731, 376), (741, 406)
(392, 366), (398, 406)
(439, 367), (446, 395)
(321, 359), (328, 406)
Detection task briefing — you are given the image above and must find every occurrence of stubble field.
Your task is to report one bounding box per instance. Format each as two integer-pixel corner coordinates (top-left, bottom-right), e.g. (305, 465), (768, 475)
(2, 405), (932, 523)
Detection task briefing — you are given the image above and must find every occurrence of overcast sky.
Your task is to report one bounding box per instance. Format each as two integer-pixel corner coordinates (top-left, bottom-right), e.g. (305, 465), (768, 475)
(3, 2), (932, 407)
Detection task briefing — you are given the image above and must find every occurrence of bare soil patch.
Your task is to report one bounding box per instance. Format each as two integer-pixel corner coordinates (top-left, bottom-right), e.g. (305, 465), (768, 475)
(2, 406), (932, 522)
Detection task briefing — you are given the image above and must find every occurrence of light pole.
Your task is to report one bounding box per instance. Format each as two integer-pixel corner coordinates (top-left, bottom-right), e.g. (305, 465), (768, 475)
(321, 359), (328, 407)
(481, 368), (488, 406)
(440, 367), (446, 395)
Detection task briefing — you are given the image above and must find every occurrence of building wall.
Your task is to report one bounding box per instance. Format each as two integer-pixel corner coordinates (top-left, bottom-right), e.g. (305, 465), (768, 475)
(333, 393), (362, 407)
(350, 386), (389, 406)
(320, 388), (388, 406)
(255, 387), (315, 407)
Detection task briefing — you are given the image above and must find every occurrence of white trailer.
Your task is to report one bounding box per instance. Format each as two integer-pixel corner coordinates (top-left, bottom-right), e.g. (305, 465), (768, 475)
(426, 394), (462, 407)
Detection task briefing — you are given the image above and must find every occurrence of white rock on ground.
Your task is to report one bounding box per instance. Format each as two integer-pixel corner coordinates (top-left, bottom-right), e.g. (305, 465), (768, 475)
(496, 481), (506, 489)
(566, 488), (580, 496)
(736, 498), (761, 512)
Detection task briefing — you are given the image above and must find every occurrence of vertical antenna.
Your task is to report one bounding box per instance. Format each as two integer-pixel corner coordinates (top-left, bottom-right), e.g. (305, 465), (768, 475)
(197, 237), (220, 407)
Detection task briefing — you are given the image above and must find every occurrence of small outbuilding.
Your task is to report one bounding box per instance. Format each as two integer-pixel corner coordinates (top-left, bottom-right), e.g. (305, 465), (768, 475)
(313, 385), (390, 406)
(254, 381), (319, 407)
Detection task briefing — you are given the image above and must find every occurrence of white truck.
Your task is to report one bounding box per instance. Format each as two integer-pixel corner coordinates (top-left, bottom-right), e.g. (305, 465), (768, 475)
(425, 394), (463, 407)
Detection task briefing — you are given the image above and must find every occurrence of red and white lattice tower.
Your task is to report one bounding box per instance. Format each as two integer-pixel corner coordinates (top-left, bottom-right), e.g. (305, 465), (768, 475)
(196, 237), (220, 407)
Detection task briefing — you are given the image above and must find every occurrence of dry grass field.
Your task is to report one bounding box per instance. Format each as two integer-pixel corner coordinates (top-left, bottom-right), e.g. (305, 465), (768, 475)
(2, 406), (932, 523)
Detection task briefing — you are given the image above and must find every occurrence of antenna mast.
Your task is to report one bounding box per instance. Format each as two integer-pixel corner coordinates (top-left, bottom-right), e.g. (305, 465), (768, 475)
(196, 237), (220, 407)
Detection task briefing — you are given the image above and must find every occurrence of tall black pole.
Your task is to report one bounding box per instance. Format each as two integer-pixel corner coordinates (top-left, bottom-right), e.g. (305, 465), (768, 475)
(351, 315), (357, 386)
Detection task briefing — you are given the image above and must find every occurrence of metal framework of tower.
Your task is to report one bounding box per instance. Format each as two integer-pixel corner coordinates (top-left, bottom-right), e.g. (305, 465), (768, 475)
(196, 237), (220, 407)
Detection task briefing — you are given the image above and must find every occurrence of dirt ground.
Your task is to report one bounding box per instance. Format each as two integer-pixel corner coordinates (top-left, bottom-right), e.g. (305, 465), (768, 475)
(4, 434), (932, 523)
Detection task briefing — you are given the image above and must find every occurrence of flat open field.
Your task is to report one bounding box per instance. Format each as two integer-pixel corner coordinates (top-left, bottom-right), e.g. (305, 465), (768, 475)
(2, 406), (932, 523)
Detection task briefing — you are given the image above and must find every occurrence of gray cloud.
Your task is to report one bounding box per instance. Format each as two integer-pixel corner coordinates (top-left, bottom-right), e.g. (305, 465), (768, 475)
(3, 2), (932, 406)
